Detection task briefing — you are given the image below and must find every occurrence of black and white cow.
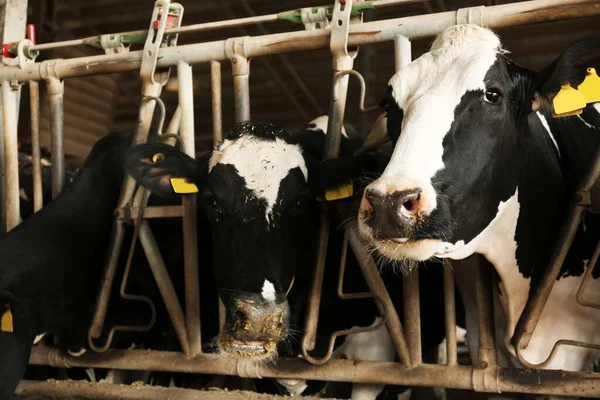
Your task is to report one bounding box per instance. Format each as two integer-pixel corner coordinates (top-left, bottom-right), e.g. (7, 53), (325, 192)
(124, 116), (454, 399)
(358, 24), (600, 376)
(0, 131), (134, 398)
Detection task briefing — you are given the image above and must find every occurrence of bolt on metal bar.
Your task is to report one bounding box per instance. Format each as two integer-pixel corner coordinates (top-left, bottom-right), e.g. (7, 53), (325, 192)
(46, 77), (65, 200)
(443, 263), (458, 366)
(177, 60), (202, 356)
(28, 81), (43, 213)
(210, 61), (223, 146)
(348, 227), (411, 367)
(2, 81), (20, 231)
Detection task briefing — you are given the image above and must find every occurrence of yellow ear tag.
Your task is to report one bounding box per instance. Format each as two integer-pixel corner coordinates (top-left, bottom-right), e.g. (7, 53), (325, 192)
(170, 178), (199, 194)
(552, 82), (586, 115)
(552, 109), (583, 118)
(577, 67), (600, 104)
(1, 305), (13, 333)
(324, 181), (353, 201)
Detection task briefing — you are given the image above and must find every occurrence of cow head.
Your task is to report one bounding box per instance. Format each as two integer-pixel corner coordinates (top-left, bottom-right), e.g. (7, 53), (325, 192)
(358, 24), (600, 263)
(125, 120), (380, 362)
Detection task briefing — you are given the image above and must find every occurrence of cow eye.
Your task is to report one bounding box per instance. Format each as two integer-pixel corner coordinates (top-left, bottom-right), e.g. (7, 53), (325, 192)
(484, 89), (501, 104)
(151, 153), (165, 163)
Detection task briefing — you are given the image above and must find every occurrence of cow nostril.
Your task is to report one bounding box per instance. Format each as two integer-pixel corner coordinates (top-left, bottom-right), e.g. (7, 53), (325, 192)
(400, 194), (421, 218)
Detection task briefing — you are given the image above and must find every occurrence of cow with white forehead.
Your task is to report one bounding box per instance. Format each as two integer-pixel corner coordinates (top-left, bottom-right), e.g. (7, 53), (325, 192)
(124, 118), (380, 365)
(359, 23), (600, 375)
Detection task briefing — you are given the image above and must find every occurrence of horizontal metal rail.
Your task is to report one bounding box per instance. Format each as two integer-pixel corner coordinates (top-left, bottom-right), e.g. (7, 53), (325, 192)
(28, 347), (600, 397)
(0, 1), (598, 83)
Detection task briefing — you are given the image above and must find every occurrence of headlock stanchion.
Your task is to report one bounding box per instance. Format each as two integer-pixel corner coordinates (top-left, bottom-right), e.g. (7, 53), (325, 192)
(0, 0), (597, 398)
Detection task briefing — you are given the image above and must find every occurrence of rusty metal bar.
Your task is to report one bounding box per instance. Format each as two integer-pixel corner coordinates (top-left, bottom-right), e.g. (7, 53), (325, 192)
(443, 264), (458, 366)
(348, 227), (411, 367)
(46, 77), (65, 200)
(514, 144), (600, 354)
(2, 81), (20, 231)
(29, 81), (43, 213)
(2, 1), (596, 83)
(403, 269), (422, 366)
(28, 347), (600, 397)
(231, 54), (250, 123)
(210, 61), (222, 146)
(138, 220), (190, 356)
(177, 60), (202, 356)
(474, 256), (497, 369)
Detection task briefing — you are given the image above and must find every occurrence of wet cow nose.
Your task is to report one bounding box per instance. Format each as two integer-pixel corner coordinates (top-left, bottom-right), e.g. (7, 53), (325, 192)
(361, 188), (423, 237)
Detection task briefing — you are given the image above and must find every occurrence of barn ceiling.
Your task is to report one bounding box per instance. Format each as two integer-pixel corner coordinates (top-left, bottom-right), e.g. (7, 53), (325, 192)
(19, 0), (600, 160)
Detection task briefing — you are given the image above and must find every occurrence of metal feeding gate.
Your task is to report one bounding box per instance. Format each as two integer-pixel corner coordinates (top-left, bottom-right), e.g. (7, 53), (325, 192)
(0, 0), (598, 398)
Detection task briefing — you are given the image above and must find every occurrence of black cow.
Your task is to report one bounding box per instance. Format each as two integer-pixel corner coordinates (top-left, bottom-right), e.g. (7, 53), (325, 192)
(124, 116), (454, 399)
(0, 131), (133, 398)
(359, 24), (600, 373)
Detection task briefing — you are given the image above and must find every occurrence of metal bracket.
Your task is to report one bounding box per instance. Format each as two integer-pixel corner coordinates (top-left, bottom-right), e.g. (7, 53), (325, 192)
(330, 0), (359, 72)
(301, 7), (330, 30)
(139, 0), (184, 96)
(100, 34), (128, 55)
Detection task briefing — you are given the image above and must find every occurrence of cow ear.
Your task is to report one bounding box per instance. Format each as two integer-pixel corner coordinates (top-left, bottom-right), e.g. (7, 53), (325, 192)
(124, 143), (210, 199)
(306, 152), (390, 199)
(532, 35), (600, 113)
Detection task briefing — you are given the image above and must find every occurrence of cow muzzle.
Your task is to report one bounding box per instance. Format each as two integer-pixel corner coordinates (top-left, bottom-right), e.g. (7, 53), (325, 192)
(218, 291), (289, 360)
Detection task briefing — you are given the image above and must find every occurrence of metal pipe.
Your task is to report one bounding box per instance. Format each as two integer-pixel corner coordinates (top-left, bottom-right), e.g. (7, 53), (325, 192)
(177, 60), (201, 356)
(394, 35), (411, 70)
(2, 81), (20, 231)
(231, 55), (250, 123)
(348, 227), (411, 367)
(210, 61), (222, 146)
(474, 256), (497, 368)
(402, 269), (422, 366)
(29, 81), (43, 213)
(2, 1), (597, 83)
(138, 220), (190, 356)
(46, 77), (65, 200)
(28, 347), (600, 397)
(443, 264), (458, 366)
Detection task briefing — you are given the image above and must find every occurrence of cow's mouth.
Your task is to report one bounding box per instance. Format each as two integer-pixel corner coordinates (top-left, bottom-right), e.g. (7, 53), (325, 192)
(218, 334), (277, 358)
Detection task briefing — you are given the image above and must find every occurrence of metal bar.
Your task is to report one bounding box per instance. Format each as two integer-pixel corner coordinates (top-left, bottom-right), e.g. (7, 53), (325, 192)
(210, 61), (222, 146)
(46, 77), (65, 200)
(177, 60), (202, 356)
(394, 35), (411, 70)
(576, 239), (600, 308)
(114, 205), (183, 220)
(2, 81), (20, 231)
(231, 55), (250, 123)
(138, 220), (191, 356)
(2, 1), (598, 83)
(28, 347), (600, 397)
(443, 265), (458, 366)
(403, 269), (422, 366)
(348, 227), (411, 366)
(29, 81), (43, 213)
(474, 256), (497, 368)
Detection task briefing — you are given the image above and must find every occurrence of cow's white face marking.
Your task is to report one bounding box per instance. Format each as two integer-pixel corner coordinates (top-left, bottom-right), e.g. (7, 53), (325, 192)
(261, 279), (276, 302)
(306, 115), (349, 138)
(536, 111), (560, 157)
(370, 25), (501, 207)
(209, 135), (307, 221)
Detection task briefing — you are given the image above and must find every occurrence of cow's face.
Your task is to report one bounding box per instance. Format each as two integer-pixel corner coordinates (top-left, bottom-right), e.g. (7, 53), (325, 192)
(359, 25), (531, 261)
(125, 121), (380, 363)
(205, 123), (312, 360)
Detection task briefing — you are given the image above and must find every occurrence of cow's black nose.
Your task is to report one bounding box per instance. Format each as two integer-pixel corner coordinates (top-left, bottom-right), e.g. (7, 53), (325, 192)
(361, 188), (422, 239)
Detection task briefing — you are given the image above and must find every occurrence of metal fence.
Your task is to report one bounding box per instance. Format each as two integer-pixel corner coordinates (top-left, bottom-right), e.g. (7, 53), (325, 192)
(1, 0), (599, 398)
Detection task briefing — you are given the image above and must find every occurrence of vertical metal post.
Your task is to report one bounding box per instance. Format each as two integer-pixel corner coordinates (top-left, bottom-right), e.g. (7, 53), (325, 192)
(231, 54), (250, 123)
(0, 0), (28, 232)
(211, 61), (222, 146)
(178, 60), (201, 356)
(2, 81), (20, 231)
(403, 269), (422, 366)
(46, 77), (64, 200)
(443, 265), (458, 366)
(394, 35), (412, 71)
(474, 256), (497, 368)
(29, 81), (43, 213)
